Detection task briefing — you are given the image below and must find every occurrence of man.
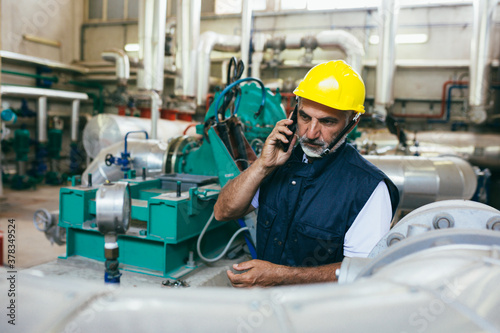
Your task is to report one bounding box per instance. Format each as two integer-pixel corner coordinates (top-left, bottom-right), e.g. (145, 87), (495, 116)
(214, 60), (399, 288)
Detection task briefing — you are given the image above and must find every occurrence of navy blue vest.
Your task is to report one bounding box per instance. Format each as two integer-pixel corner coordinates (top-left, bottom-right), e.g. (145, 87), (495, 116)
(256, 142), (399, 266)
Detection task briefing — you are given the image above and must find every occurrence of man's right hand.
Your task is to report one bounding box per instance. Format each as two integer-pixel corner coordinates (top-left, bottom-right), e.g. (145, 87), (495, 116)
(258, 118), (298, 170)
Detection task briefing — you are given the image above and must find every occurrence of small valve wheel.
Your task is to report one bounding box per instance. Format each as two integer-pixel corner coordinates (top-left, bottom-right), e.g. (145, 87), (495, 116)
(105, 153), (115, 166)
(33, 208), (52, 232)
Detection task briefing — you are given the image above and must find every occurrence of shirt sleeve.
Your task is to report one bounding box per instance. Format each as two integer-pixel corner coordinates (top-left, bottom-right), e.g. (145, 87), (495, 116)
(343, 181), (392, 258)
(251, 188), (260, 209)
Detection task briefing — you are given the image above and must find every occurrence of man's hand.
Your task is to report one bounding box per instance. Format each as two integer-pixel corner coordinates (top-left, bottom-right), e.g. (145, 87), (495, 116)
(259, 118), (298, 170)
(227, 259), (341, 288)
(227, 260), (286, 288)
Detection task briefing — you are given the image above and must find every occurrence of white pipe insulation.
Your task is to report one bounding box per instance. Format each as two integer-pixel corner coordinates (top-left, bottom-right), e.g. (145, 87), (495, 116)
(315, 30), (365, 74)
(196, 32), (241, 106)
(101, 49), (130, 86)
(468, 0), (498, 124)
(375, 0), (399, 120)
(241, 0), (252, 78)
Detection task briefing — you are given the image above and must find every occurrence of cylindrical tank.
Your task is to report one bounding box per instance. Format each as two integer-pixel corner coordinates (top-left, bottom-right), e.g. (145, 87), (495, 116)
(365, 155), (477, 210)
(82, 114), (196, 158)
(81, 139), (168, 186)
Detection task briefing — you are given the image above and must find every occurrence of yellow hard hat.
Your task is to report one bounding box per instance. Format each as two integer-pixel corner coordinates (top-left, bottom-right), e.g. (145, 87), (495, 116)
(293, 60), (365, 114)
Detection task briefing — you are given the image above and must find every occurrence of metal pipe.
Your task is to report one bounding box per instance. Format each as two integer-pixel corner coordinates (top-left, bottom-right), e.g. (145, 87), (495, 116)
(365, 155), (477, 210)
(1, 69), (58, 83)
(38, 96), (48, 143)
(176, 0), (200, 97)
(138, 0), (167, 92)
(375, 0), (399, 120)
(241, 0), (252, 78)
(315, 30), (365, 74)
(251, 33), (271, 78)
(0, 86), (89, 100)
(196, 31), (241, 106)
(101, 49), (130, 86)
(71, 100), (80, 142)
(468, 0), (498, 124)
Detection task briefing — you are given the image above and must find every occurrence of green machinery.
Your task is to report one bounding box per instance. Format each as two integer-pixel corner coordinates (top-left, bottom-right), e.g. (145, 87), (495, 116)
(56, 80), (286, 279)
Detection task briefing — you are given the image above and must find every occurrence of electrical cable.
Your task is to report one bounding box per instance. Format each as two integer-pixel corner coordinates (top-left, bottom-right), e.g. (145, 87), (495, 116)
(197, 211), (249, 263)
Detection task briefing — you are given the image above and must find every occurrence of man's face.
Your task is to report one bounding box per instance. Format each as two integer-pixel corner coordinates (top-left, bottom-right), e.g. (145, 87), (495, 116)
(296, 98), (352, 158)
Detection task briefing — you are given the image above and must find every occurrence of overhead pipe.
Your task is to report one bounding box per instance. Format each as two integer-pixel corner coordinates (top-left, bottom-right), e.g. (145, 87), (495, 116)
(101, 49), (130, 86)
(468, 0), (498, 124)
(375, 0), (399, 120)
(251, 33), (272, 78)
(315, 30), (365, 74)
(241, 0), (252, 78)
(138, 0), (167, 139)
(196, 32), (241, 106)
(71, 100), (80, 142)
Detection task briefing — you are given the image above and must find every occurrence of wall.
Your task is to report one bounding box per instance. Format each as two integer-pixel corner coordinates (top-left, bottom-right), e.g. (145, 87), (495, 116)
(1, 0), (84, 63)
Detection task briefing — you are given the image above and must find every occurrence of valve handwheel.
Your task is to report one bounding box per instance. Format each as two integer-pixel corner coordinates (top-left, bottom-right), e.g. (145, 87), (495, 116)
(105, 153), (114, 166)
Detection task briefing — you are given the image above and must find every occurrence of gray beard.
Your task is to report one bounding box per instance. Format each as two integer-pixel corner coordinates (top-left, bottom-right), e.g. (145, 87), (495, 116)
(299, 135), (346, 158)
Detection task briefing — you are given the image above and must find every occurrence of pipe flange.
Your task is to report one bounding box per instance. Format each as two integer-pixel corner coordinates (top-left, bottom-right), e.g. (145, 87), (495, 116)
(96, 182), (131, 235)
(432, 213), (455, 229)
(486, 216), (500, 231)
(386, 232), (405, 247)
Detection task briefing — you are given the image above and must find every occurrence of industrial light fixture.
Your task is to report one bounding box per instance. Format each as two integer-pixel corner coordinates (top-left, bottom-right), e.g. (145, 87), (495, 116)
(124, 43), (140, 52)
(369, 33), (428, 45)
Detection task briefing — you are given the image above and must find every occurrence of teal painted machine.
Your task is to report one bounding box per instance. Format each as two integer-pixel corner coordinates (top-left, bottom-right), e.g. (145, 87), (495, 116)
(57, 77), (286, 279)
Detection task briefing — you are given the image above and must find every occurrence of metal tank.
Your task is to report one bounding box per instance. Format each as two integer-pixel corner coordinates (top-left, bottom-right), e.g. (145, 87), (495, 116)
(365, 155), (477, 210)
(82, 114), (196, 158)
(81, 139), (168, 186)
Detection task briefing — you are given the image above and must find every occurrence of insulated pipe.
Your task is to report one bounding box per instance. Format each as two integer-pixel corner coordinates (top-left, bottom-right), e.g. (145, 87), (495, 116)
(251, 33), (271, 78)
(138, 0), (167, 92)
(365, 155), (477, 210)
(71, 100), (80, 142)
(196, 32), (241, 106)
(375, 0), (399, 120)
(38, 96), (48, 143)
(468, 0), (498, 124)
(101, 49), (130, 86)
(176, 0), (200, 97)
(315, 30), (365, 74)
(241, 0), (252, 78)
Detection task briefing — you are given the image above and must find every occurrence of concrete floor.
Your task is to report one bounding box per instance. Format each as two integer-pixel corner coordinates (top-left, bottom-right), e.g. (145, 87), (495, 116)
(0, 184), (244, 288)
(0, 185), (66, 268)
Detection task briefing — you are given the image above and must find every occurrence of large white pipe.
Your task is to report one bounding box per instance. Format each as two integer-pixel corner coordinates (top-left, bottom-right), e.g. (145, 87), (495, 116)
(251, 33), (271, 79)
(176, 0), (200, 97)
(469, 0), (498, 124)
(241, 0), (252, 78)
(101, 49), (130, 85)
(82, 114), (196, 158)
(365, 155), (477, 210)
(375, 0), (399, 120)
(138, 0), (167, 92)
(0, 86), (88, 100)
(38, 97), (47, 143)
(196, 31), (241, 106)
(315, 30), (365, 74)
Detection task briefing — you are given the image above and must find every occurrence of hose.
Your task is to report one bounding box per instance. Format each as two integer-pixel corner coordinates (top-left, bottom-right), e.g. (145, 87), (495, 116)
(197, 212), (249, 263)
(214, 77), (266, 122)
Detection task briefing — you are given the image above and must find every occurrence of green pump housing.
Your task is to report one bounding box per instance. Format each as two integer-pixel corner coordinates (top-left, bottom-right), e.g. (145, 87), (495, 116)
(206, 83), (286, 144)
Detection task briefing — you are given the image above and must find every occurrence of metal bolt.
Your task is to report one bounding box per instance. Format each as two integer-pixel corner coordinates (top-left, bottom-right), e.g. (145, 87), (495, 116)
(387, 232), (405, 247)
(487, 216), (500, 231)
(291, 180), (297, 185)
(177, 181), (182, 197)
(432, 213), (455, 229)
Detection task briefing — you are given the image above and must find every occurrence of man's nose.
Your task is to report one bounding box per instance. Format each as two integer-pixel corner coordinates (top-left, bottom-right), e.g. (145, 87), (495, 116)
(306, 120), (321, 140)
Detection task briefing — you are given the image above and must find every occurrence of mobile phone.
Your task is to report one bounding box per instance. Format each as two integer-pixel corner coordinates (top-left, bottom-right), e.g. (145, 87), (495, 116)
(279, 104), (298, 151)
